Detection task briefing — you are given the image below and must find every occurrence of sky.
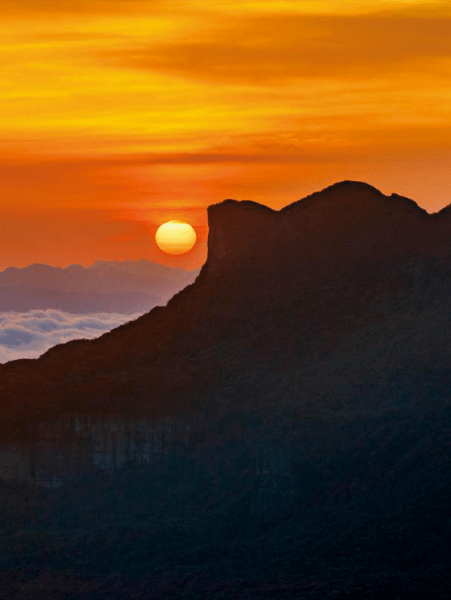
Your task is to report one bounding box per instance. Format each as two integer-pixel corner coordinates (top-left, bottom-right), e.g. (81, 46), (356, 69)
(1, 0), (450, 270)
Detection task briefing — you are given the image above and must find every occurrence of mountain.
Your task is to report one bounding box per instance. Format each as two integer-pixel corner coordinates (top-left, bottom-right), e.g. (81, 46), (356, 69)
(1, 181), (451, 597)
(0, 259), (199, 313)
(1, 180), (450, 423)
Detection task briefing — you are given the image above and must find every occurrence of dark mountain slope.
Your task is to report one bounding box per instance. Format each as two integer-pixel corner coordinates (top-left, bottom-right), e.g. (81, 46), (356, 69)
(1, 181), (451, 598)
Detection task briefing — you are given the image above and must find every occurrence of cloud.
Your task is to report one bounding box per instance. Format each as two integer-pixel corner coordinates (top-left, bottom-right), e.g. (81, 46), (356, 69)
(0, 1), (166, 19)
(0, 309), (144, 364)
(106, 10), (451, 83)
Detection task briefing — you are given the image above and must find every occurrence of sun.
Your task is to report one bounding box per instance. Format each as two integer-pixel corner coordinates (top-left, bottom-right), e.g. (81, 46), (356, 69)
(155, 220), (197, 255)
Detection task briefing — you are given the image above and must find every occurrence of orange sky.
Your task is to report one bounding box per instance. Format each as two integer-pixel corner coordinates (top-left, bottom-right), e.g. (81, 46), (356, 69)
(1, 0), (450, 270)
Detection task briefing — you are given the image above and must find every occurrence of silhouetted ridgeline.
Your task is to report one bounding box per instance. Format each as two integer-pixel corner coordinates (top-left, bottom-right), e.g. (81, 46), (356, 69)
(1, 181), (451, 428)
(1, 181), (451, 598)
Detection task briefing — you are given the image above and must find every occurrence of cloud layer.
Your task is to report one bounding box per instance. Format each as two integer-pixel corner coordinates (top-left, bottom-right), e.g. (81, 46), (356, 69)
(0, 309), (144, 364)
(111, 11), (451, 83)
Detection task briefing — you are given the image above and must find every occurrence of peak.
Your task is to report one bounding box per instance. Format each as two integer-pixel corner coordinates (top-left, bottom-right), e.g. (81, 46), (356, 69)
(26, 263), (60, 272)
(320, 180), (384, 195)
(203, 181), (432, 276)
(281, 180), (384, 212)
(208, 198), (275, 214)
(281, 180), (426, 218)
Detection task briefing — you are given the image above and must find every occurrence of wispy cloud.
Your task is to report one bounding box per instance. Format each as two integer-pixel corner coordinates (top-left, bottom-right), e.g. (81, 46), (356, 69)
(105, 10), (451, 83)
(0, 309), (143, 364)
(0, 1), (165, 18)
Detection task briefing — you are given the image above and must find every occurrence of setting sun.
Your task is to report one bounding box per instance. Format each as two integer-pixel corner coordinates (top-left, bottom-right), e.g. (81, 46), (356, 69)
(155, 220), (197, 255)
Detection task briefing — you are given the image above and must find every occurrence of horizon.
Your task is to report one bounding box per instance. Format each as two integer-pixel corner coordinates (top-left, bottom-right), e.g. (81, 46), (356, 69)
(0, 256), (201, 273)
(1, 1), (451, 269)
(2, 178), (449, 271)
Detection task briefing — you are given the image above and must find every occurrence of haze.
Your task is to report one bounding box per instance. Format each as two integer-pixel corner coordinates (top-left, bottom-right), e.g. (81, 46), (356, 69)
(0, 259), (199, 362)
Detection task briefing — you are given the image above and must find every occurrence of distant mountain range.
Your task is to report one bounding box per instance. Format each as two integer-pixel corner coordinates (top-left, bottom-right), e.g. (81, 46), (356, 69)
(0, 259), (200, 313)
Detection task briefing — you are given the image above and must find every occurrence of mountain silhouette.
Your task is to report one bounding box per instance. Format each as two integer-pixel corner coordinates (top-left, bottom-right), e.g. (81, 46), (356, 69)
(1, 180), (451, 426)
(1, 181), (451, 597)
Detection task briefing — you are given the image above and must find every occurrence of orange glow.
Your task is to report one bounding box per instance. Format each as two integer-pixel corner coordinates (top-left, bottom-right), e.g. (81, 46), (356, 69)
(0, 1), (450, 269)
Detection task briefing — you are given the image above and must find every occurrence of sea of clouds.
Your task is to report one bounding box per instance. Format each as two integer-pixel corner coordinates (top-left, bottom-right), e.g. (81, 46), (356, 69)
(0, 309), (144, 364)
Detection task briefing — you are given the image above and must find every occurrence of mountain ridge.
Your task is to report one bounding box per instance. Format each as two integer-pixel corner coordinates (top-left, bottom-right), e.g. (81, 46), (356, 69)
(204, 180), (449, 279)
(0, 259), (199, 314)
(1, 180), (451, 429)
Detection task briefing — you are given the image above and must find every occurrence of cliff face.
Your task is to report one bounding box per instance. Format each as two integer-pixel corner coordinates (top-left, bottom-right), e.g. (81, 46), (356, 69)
(205, 200), (277, 271)
(1, 181), (451, 431)
(203, 181), (438, 284)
